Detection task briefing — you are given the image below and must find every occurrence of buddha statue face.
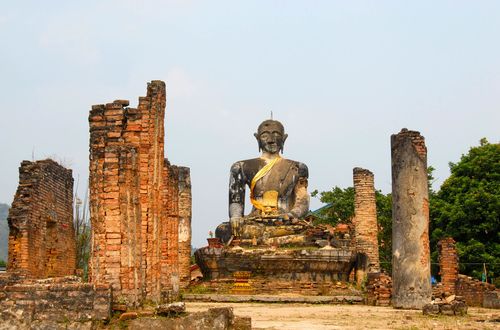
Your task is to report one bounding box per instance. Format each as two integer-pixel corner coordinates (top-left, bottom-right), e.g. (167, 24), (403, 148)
(254, 120), (288, 154)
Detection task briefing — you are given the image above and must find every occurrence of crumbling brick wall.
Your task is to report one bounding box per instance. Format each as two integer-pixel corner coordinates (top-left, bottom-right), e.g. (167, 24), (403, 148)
(438, 237), (458, 294)
(162, 161), (180, 297)
(366, 272), (392, 306)
(88, 81), (191, 306)
(456, 274), (496, 307)
(0, 275), (111, 327)
(352, 167), (380, 273)
(178, 166), (192, 288)
(7, 159), (76, 278)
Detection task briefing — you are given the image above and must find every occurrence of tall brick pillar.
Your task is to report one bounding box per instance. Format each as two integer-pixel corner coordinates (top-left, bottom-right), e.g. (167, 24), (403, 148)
(7, 159), (76, 278)
(89, 81), (191, 306)
(391, 129), (431, 309)
(177, 167), (192, 288)
(353, 167), (380, 278)
(438, 237), (458, 295)
(162, 162), (180, 297)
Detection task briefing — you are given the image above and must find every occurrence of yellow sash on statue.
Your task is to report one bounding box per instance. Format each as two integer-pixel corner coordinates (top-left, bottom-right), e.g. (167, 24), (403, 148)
(250, 156), (281, 211)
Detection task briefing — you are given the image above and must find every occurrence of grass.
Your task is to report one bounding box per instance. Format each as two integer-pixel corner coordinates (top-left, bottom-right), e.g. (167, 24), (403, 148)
(185, 284), (212, 294)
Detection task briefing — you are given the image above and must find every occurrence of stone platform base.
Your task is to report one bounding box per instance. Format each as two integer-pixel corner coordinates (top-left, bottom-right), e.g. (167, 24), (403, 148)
(183, 294), (363, 304)
(187, 277), (361, 297)
(195, 245), (356, 282)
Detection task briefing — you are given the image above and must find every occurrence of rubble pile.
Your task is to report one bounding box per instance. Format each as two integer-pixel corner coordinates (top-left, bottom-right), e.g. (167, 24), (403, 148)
(423, 294), (467, 316)
(365, 272), (392, 306)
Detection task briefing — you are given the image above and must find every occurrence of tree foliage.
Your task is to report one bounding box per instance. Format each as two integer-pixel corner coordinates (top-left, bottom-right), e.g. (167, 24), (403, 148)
(74, 187), (91, 280)
(311, 186), (392, 272)
(430, 139), (500, 281)
(375, 191), (392, 273)
(311, 187), (355, 224)
(311, 140), (499, 282)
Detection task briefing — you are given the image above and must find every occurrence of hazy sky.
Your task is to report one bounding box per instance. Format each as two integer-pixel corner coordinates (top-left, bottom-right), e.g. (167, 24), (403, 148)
(1, 1), (499, 247)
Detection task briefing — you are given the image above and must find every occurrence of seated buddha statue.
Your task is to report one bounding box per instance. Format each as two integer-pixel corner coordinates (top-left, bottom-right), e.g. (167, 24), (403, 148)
(216, 119), (310, 244)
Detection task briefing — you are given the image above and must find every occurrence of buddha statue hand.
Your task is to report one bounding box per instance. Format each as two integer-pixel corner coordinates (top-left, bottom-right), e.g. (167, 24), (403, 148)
(230, 217), (244, 237)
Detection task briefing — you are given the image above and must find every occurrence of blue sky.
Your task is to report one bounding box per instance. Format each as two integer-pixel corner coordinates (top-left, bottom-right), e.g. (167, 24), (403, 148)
(1, 1), (499, 247)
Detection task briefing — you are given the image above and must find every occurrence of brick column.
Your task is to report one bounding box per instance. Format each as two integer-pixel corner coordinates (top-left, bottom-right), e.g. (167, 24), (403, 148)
(391, 128), (431, 309)
(162, 162), (179, 297)
(353, 167), (380, 274)
(177, 167), (192, 288)
(7, 159), (76, 278)
(438, 237), (458, 295)
(88, 81), (191, 306)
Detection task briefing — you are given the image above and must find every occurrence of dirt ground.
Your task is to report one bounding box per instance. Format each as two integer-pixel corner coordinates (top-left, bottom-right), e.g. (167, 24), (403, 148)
(186, 302), (500, 330)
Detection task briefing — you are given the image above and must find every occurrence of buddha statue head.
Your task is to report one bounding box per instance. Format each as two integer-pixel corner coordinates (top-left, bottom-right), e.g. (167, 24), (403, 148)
(254, 119), (288, 154)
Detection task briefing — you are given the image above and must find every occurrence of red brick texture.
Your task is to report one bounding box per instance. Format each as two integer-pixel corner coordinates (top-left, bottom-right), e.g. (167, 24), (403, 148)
(177, 167), (192, 288)
(0, 275), (111, 325)
(88, 81), (191, 306)
(456, 275), (496, 307)
(7, 159), (76, 278)
(437, 237), (458, 295)
(366, 272), (392, 306)
(352, 167), (380, 273)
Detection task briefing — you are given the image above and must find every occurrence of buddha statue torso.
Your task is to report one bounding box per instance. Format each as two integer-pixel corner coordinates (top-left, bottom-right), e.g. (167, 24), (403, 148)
(229, 157), (309, 219)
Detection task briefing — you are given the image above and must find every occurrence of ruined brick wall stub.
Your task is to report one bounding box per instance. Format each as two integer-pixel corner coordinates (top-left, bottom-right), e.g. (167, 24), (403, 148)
(7, 159), (76, 278)
(162, 161), (179, 296)
(456, 275), (496, 307)
(0, 276), (112, 326)
(89, 81), (191, 306)
(177, 166), (192, 288)
(391, 129), (431, 309)
(437, 237), (458, 295)
(352, 167), (380, 273)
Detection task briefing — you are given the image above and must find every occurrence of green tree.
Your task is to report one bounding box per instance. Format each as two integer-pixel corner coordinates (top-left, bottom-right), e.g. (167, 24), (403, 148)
(311, 186), (393, 272)
(74, 185), (91, 280)
(430, 139), (500, 282)
(375, 191), (392, 272)
(311, 187), (355, 225)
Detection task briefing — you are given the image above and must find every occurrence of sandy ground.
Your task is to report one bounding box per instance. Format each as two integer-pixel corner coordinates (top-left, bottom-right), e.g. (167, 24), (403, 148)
(186, 302), (500, 330)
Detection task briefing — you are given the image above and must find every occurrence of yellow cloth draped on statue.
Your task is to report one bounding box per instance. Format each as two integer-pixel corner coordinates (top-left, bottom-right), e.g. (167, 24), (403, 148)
(250, 156), (281, 215)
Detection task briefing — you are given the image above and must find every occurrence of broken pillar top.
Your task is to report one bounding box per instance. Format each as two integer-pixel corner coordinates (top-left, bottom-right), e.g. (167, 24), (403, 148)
(353, 167), (373, 177)
(113, 99), (130, 107)
(391, 128), (427, 161)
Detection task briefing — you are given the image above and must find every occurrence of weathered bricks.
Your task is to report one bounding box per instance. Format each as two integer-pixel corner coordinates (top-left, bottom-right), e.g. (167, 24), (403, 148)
(366, 272), (392, 306)
(88, 81), (191, 306)
(391, 129), (431, 309)
(0, 275), (111, 326)
(352, 167), (380, 274)
(7, 159), (76, 278)
(437, 237), (458, 295)
(455, 274), (496, 307)
(178, 167), (192, 288)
